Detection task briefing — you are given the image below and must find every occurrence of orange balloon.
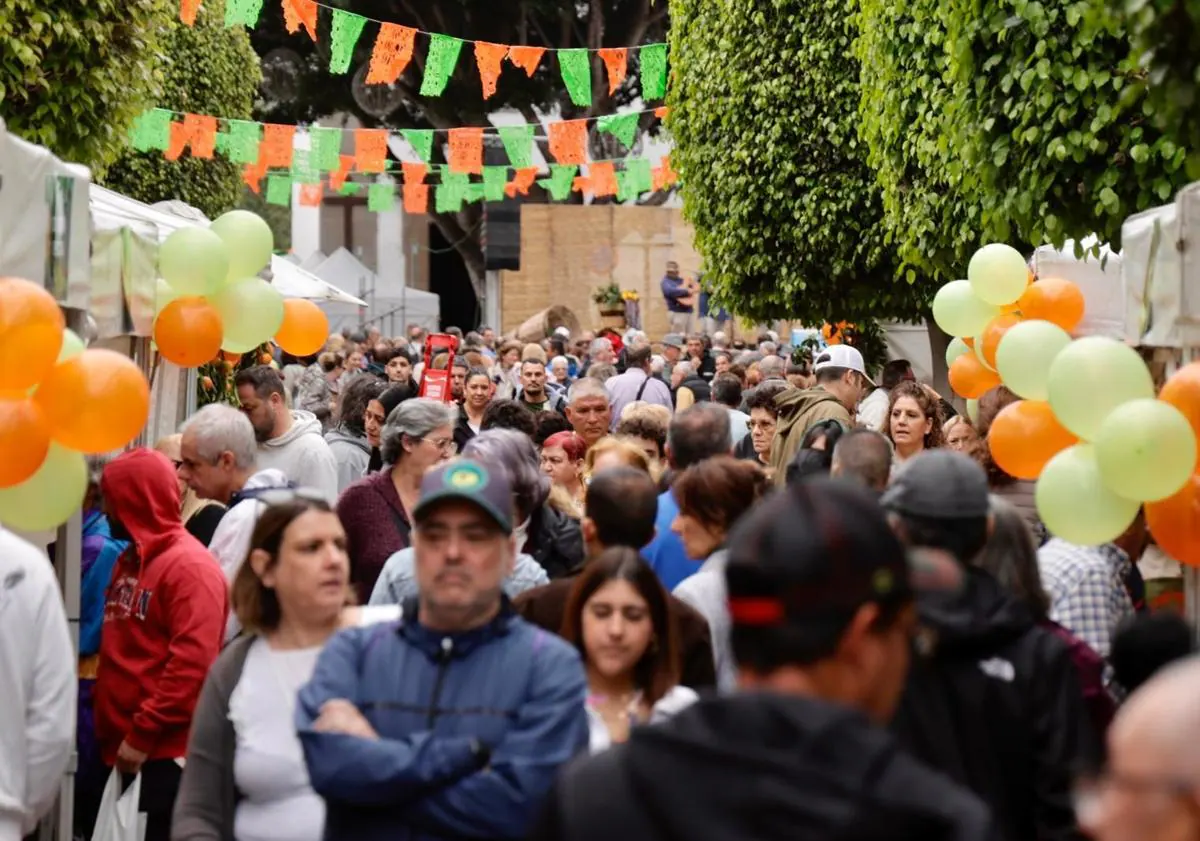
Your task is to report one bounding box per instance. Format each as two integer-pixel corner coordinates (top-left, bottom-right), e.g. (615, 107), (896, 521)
(1147, 469), (1200, 567)
(35, 349), (150, 454)
(987, 400), (1078, 480)
(980, 314), (1023, 369)
(1017, 276), (1085, 332)
(963, 337), (975, 349)
(0, 276), (65, 391)
(153, 297), (224, 368)
(949, 352), (1002, 399)
(0, 394), (50, 488)
(274, 299), (330, 356)
(1159, 362), (1200, 470)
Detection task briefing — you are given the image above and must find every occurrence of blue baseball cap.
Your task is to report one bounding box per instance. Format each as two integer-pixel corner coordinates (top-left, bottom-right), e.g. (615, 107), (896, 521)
(413, 458), (513, 534)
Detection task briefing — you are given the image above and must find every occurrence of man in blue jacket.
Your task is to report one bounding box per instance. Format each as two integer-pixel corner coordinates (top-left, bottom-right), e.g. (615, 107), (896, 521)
(297, 457), (589, 841)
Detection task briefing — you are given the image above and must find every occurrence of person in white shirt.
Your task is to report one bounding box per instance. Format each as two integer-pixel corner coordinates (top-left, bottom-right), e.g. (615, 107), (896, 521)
(858, 359), (915, 432)
(0, 527), (75, 841)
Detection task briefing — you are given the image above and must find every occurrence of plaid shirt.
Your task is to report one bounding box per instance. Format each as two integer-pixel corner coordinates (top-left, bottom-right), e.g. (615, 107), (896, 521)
(1037, 538), (1134, 661)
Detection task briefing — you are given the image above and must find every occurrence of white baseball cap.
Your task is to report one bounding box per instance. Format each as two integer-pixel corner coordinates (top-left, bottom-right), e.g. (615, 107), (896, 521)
(813, 345), (876, 387)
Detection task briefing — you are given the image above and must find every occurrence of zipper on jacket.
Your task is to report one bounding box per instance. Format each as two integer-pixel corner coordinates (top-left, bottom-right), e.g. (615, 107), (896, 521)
(427, 637), (454, 728)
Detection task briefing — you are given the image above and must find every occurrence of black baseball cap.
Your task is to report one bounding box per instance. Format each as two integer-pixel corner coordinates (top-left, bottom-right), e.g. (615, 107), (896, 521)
(412, 458), (513, 534)
(880, 450), (990, 519)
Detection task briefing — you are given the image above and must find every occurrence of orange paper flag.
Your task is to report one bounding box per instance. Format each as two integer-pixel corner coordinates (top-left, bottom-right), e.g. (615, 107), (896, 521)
(262, 124), (296, 168)
(183, 113), (218, 158)
(548, 120), (588, 165)
(598, 48), (628, 95)
(298, 184), (323, 206)
(281, 0), (317, 39)
(589, 162), (618, 197)
(180, 0), (201, 25)
(354, 129), (389, 172)
(447, 127), (484, 174)
(507, 45), (546, 77)
(401, 162), (428, 183)
(165, 123), (189, 161)
(475, 42), (508, 98)
(403, 182), (429, 214)
(367, 23), (417, 84)
(328, 155), (354, 191)
(505, 167), (538, 197)
(572, 174), (591, 194)
(652, 154), (678, 191)
(654, 106), (670, 119)
(242, 158), (268, 193)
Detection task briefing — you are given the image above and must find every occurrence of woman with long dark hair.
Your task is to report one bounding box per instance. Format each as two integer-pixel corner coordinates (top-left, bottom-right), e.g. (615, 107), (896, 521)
(885, 380), (945, 469)
(325, 375), (385, 494)
(560, 547), (696, 752)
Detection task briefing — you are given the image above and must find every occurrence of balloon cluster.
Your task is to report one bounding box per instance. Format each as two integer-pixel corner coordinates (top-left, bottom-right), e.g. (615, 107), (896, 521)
(153, 211), (330, 366)
(934, 243), (1200, 552)
(0, 277), (150, 530)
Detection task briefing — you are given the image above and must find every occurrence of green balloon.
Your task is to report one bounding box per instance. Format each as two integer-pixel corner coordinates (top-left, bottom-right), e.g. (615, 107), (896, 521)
(155, 278), (179, 315)
(210, 210), (274, 281)
(968, 243), (1029, 306)
(57, 329), (85, 363)
(160, 227), (229, 296)
(0, 444), (88, 531)
(1094, 399), (1197, 502)
(945, 337), (970, 369)
(995, 319), (1072, 401)
(966, 398), (979, 423)
(212, 277), (284, 353)
(932, 280), (1000, 339)
(1047, 337), (1154, 441)
(1036, 443), (1140, 545)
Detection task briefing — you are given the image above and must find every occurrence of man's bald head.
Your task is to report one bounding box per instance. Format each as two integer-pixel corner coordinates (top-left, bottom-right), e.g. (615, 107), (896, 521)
(1112, 656), (1200, 777)
(831, 429), (892, 493)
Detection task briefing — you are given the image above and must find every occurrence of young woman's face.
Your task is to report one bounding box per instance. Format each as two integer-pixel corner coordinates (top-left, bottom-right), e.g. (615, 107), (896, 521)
(257, 510), (350, 626)
(502, 349), (521, 367)
(582, 579), (653, 681)
(541, 446), (581, 487)
(386, 355), (412, 383)
(890, 396), (932, 451)
(364, 400), (387, 447)
(346, 351), (365, 371)
(671, 511), (725, 560)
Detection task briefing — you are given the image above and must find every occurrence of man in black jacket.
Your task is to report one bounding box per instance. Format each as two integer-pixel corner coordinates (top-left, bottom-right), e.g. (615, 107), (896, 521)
(882, 450), (1099, 841)
(531, 479), (997, 841)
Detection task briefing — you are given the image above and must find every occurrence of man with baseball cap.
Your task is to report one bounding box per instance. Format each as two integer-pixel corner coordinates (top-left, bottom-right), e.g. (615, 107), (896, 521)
(769, 344), (874, 486)
(532, 479), (995, 841)
(298, 457), (589, 841)
(882, 451), (1098, 841)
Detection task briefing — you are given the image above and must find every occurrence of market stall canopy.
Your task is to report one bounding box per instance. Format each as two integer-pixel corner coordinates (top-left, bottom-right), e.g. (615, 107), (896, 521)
(1032, 235), (1124, 340)
(309, 247), (440, 333)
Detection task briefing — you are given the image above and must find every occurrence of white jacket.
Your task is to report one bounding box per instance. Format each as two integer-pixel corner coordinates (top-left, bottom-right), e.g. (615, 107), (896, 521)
(0, 528), (75, 841)
(256, 411), (339, 503)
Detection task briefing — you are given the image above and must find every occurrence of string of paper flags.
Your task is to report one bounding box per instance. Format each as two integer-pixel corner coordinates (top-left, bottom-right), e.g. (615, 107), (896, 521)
(180, 0), (670, 105)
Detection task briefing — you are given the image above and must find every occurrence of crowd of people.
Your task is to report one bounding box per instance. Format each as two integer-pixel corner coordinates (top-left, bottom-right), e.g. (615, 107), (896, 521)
(4, 307), (1200, 841)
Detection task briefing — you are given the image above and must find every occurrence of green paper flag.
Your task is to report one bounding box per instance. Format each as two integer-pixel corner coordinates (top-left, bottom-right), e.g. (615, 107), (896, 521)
(339, 181), (363, 196)
(420, 35), (465, 96)
(639, 43), (668, 100)
(329, 10), (368, 74)
(436, 170), (470, 213)
(401, 129), (434, 163)
(291, 149), (320, 184)
(129, 109), (173, 152)
(482, 167), (508, 202)
(598, 113), (639, 150)
(464, 183), (486, 204)
(310, 127), (343, 171)
(368, 182), (396, 212)
(558, 49), (592, 107)
(225, 0), (263, 27)
(538, 164), (577, 200)
(266, 175), (292, 206)
(498, 125), (534, 169)
(626, 158), (653, 193)
(616, 170), (638, 203)
(225, 120), (262, 164)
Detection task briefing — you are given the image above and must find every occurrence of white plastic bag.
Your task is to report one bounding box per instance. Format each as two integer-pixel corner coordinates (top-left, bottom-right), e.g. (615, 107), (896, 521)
(91, 770), (146, 841)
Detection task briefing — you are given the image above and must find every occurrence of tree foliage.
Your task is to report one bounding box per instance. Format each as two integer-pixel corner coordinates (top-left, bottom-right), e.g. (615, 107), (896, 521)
(103, 1), (261, 219)
(1126, 0), (1200, 158)
(668, 0), (923, 325)
(0, 0), (173, 171)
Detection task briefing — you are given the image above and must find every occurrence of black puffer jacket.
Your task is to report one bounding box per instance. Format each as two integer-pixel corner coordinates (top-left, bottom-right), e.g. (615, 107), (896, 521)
(892, 567), (1100, 841)
(525, 502), (584, 579)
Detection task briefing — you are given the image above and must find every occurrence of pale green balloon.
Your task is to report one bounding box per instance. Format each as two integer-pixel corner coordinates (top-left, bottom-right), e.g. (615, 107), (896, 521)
(1047, 337), (1154, 441)
(973, 337), (995, 371)
(210, 210), (274, 281)
(995, 319), (1072, 401)
(1036, 443), (1140, 545)
(945, 337), (971, 369)
(1094, 399), (1198, 502)
(159, 227), (229, 296)
(968, 243), (1028, 306)
(0, 444), (88, 531)
(966, 399), (979, 423)
(211, 277), (284, 353)
(57, 329), (85, 363)
(155, 278), (180, 315)
(932, 280), (1000, 339)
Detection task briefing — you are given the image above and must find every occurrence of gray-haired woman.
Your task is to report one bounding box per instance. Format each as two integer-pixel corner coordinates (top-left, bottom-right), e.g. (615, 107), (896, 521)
(335, 397), (457, 603)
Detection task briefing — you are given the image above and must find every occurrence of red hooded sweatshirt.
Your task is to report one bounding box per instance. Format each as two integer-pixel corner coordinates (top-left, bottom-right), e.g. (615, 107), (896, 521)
(94, 448), (228, 764)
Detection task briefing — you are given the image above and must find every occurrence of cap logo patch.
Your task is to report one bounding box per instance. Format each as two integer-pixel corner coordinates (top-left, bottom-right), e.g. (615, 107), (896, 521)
(872, 567), (895, 595)
(445, 463), (487, 490)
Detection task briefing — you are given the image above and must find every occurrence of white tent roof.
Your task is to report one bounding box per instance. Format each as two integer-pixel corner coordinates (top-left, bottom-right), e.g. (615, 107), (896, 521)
(311, 247), (440, 333)
(89, 186), (366, 306)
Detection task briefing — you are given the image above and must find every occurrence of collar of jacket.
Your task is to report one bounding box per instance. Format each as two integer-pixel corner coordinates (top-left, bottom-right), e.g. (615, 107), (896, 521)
(397, 594), (518, 660)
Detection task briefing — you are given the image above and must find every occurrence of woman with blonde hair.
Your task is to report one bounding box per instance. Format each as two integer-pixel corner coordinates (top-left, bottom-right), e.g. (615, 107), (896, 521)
(154, 434), (226, 546)
(943, 415), (987, 468)
(585, 436), (653, 479)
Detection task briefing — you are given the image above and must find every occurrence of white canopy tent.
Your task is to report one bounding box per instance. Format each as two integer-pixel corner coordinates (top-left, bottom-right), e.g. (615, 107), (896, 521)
(309, 246), (440, 334)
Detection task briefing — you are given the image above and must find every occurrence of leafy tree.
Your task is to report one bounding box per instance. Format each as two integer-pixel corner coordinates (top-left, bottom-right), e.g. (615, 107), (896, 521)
(250, 0), (670, 298)
(0, 0), (173, 170)
(103, 0), (261, 219)
(1126, 0), (1200, 162)
(668, 0), (923, 325)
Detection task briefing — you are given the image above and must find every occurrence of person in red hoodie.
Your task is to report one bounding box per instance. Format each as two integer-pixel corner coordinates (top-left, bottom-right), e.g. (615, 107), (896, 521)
(94, 449), (227, 841)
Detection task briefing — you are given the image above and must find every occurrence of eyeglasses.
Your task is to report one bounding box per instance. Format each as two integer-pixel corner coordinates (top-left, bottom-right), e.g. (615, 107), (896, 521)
(421, 437), (458, 454)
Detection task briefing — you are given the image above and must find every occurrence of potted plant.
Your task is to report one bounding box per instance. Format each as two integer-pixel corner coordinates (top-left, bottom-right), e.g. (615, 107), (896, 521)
(592, 282), (626, 329)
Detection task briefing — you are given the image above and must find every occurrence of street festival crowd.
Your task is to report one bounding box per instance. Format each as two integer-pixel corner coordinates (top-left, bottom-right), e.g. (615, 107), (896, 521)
(5, 264), (1200, 841)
